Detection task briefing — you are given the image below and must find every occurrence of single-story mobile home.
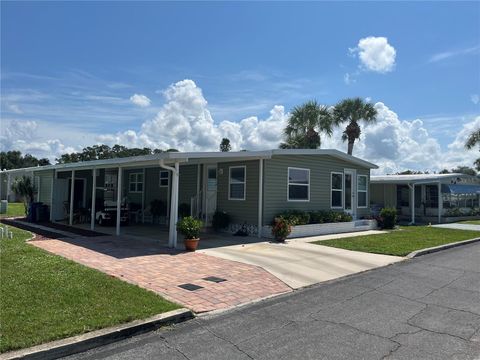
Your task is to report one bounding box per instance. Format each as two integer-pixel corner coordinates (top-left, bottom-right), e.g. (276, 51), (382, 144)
(370, 173), (480, 224)
(1, 149), (377, 247)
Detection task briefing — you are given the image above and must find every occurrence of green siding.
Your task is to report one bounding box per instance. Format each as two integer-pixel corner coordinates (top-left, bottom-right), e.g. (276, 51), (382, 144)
(144, 168), (169, 210)
(263, 155), (371, 224)
(217, 160), (259, 226)
(179, 165), (198, 207)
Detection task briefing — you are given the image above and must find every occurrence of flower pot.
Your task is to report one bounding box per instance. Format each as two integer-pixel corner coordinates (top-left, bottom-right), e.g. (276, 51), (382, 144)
(184, 237), (200, 251)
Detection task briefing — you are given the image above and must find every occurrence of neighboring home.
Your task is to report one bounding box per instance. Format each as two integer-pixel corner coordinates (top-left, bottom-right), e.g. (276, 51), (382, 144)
(0, 149), (377, 247)
(370, 173), (480, 224)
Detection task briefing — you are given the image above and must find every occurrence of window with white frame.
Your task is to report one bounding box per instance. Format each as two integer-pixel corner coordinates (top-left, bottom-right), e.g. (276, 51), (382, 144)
(129, 173), (143, 193)
(357, 175), (368, 208)
(159, 171), (169, 187)
(229, 166), (246, 200)
(331, 172), (343, 208)
(288, 167), (310, 201)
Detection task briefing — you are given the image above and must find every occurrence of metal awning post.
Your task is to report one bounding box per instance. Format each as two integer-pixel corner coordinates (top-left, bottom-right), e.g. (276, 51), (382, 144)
(409, 183), (415, 225)
(91, 168), (96, 230)
(69, 170), (75, 226)
(116, 167), (122, 236)
(160, 160), (180, 248)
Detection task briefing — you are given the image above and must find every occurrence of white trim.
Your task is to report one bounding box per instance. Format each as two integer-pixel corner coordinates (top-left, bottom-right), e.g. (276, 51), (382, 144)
(159, 170), (169, 188)
(116, 167), (122, 236)
(357, 174), (368, 208)
(330, 171), (344, 209)
(128, 172), (144, 193)
(69, 170), (75, 226)
(228, 165), (246, 201)
(90, 168), (96, 230)
(49, 170), (56, 221)
(287, 167), (310, 202)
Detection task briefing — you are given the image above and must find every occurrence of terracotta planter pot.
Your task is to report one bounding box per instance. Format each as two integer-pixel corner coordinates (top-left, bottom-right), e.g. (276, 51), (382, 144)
(184, 237), (200, 251)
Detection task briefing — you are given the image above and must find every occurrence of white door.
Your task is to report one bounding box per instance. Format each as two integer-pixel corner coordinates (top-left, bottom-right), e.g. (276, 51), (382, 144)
(344, 169), (356, 219)
(204, 165), (217, 224)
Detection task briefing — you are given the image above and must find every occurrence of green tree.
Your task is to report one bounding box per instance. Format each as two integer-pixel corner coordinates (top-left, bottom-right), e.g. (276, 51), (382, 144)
(280, 100), (333, 149)
(0, 151), (50, 170)
(10, 175), (36, 216)
(220, 138), (231, 152)
(333, 97), (378, 155)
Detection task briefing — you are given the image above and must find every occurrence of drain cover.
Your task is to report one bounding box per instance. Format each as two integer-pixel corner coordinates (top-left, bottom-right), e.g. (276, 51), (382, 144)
(178, 283), (203, 291)
(203, 276), (227, 283)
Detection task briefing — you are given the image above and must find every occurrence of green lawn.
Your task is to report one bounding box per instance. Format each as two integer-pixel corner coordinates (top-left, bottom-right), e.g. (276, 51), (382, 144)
(314, 226), (480, 257)
(0, 202), (25, 218)
(458, 220), (480, 225)
(0, 226), (180, 353)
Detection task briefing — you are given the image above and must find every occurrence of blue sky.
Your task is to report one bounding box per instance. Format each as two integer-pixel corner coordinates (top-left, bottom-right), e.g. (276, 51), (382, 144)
(1, 1), (479, 173)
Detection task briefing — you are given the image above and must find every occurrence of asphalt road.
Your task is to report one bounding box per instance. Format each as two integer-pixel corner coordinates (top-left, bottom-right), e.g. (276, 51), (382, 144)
(66, 243), (480, 360)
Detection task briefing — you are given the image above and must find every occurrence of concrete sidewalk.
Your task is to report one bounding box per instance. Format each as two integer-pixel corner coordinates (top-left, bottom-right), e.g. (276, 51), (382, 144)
(200, 235), (402, 289)
(432, 223), (480, 231)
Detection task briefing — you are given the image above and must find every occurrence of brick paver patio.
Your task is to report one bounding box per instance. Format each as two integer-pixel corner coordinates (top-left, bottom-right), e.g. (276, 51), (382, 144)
(30, 234), (291, 313)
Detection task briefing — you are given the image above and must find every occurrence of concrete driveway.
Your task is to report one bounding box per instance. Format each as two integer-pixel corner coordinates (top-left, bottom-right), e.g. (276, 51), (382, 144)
(200, 233), (402, 289)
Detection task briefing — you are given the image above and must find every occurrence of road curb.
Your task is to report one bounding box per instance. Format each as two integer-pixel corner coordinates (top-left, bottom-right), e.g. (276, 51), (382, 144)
(407, 237), (480, 258)
(0, 308), (194, 360)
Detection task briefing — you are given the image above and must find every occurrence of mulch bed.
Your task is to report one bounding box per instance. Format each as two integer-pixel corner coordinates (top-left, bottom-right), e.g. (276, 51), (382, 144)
(37, 221), (107, 237)
(1, 219), (68, 239)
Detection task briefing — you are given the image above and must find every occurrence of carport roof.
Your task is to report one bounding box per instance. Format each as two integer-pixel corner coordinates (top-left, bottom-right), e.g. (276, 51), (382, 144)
(371, 173), (473, 184)
(1, 149), (378, 174)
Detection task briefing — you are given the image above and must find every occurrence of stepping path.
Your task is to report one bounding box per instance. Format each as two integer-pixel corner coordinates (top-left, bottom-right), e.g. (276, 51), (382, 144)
(432, 223), (480, 231)
(30, 234), (291, 313)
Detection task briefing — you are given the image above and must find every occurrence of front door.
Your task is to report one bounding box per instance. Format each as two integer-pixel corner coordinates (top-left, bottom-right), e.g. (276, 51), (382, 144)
(344, 169), (356, 219)
(204, 165), (217, 224)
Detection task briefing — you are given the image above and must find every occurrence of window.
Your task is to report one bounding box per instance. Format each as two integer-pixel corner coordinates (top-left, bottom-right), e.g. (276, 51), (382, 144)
(159, 171), (169, 187)
(129, 173), (143, 193)
(425, 185), (439, 208)
(207, 167), (217, 191)
(357, 175), (368, 208)
(288, 167), (310, 201)
(229, 166), (246, 200)
(331, 172), (343, 208)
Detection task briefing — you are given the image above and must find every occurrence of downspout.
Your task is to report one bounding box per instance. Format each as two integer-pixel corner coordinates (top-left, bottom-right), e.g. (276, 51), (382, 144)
(160, 159), (179, 248)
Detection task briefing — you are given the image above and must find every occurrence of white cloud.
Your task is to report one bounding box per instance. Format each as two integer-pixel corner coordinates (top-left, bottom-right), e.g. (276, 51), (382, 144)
(129, 93), (151, 107)
(471, 94), (479, 105)
(350, 36), (396, 73)
(6, 103), (23, 114)
(429, 45), (480, 63)
(98, 80), (288, 152)
(2, 79), (477, 174)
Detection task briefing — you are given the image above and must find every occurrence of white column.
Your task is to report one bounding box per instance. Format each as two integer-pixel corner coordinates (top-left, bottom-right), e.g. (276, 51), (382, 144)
(90, 168), (96, 230)
(257, 159), (263, 238)
(410, 183), (415, 224)
(168, 162), (180, 248)
(196, 164), (201, 217)
(69, 170), (75, 225)
(116, 167), (122, 236)
(438, 182), (442, 224)
(6, 173), (11, 202)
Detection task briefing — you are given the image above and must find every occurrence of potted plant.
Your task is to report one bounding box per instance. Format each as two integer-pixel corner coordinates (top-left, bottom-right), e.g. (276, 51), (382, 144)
(271, 217), (291, 242)
(177, 216), (203, 251)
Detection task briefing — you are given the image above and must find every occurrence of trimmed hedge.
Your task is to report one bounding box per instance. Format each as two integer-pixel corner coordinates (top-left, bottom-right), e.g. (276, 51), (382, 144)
(275, 210), (353, 226)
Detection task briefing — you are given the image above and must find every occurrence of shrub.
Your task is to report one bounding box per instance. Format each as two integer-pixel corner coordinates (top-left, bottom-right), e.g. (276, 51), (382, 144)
(212, 210), (231, 231)
(445, 208), (465, 217)
(275, 210), (310, 225)
(177, 216), (203, 239)
(271, 217), (291, 241)
(379, 207), (397, 229)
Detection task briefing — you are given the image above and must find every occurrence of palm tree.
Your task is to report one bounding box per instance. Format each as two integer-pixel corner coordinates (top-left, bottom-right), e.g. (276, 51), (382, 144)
(333, 98), (377, 155)
(465, 128), (480, 150)
(280, 100), (333, 149)
(10, 175), (36, 216)
(465, 128), (480, 171)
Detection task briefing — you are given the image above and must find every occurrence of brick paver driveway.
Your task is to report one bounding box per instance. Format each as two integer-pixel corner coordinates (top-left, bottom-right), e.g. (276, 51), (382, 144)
(30, 235), (291, 313)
